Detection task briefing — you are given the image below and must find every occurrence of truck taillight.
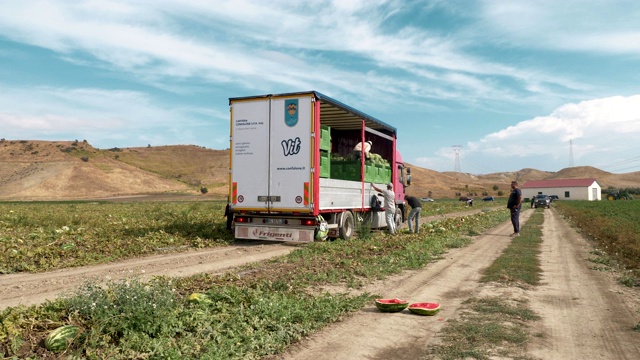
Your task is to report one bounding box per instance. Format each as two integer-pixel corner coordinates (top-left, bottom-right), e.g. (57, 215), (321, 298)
(301, 219), (316, 226)
(235, 216), (250, 223)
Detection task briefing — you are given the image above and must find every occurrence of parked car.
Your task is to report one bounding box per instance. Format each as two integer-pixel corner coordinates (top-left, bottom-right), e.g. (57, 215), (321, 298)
(482, 196), (494, 201)
(421, 197), (434, 202)
(534, 195), (551, 208)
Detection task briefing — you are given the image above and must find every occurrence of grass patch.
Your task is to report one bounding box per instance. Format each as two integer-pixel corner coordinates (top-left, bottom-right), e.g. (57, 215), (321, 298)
(425, 211), (545, 360)
(425, 297), (540, 360)
(481, 211), (543, 286)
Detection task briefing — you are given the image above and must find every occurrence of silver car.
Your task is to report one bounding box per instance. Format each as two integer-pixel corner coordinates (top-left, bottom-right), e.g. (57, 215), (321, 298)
(534, 195), (551, 208)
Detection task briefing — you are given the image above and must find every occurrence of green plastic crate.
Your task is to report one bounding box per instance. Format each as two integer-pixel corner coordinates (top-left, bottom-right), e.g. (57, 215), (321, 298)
(365, 164), (377, 182)
(330, 160), (344, 179)
(320, 125), (331, 151)
(320, 150), (330, 178)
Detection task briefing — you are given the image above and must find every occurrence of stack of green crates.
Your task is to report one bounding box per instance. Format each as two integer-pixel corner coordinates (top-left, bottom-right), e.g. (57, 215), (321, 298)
(319, 125), (331, 178)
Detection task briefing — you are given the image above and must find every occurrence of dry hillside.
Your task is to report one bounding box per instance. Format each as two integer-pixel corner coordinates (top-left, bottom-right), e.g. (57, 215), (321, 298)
(0, 139), (638, 201)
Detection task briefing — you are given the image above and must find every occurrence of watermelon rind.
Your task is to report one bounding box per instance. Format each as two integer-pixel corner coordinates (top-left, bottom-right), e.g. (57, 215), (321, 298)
(44, 325), (80, 352)
(408, 302), (440, 316)
(375, 298), (409, 312)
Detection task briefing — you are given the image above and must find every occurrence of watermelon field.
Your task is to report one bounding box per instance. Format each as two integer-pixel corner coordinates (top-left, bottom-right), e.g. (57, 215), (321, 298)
(1, 199), (638, 358)
(554, 200), (640, 278)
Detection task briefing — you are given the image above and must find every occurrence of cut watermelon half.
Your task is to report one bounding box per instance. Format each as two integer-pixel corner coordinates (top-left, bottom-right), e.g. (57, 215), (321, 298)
(375, 298), (409, 312)
(408, 302), (441, 316)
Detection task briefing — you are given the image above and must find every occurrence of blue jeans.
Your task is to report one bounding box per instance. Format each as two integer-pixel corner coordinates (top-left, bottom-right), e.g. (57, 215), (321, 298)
(408, 207), (421, 233)
(510, 207), (520, 233)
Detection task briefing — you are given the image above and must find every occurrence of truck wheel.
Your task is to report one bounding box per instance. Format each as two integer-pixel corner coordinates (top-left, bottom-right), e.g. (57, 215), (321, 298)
(339, 211), (354, 240)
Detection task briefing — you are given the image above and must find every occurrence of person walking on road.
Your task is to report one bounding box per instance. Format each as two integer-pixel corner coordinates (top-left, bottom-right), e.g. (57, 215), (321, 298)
(372, 182), (396, 235)
(507, 181), (523, 236)
(405, 195), (422, 234)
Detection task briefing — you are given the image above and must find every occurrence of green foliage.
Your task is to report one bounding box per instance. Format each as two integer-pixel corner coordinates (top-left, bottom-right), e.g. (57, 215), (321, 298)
(0, 201), (234, 274)
(482, 211), (543, 286)
(430, 297), (538, 359)
(554, 201), (640, 277)
(66, 278), (181, 341)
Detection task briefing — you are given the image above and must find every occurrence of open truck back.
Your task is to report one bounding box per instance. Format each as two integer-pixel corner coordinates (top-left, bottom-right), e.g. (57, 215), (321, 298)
(229, 91), (411, 242)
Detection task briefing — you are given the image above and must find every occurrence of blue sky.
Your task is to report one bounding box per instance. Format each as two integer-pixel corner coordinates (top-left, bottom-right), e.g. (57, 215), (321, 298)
(1, 0), (639, 174)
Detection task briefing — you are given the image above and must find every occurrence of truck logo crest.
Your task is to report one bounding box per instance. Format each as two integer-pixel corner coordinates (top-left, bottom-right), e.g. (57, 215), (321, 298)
(281, 137), (301, 156)
(285, 99), (298, 127)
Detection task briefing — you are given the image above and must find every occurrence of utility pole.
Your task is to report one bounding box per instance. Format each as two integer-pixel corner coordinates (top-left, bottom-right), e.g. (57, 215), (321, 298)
(569, 139), (574, 167)
(452, 145), (462, 172)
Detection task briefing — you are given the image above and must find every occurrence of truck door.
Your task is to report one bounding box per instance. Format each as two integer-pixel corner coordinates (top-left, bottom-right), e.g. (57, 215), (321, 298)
(231, 95), (313, 212)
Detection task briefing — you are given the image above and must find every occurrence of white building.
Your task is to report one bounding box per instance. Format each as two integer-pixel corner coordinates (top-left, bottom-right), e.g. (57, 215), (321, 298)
(521, 178), (602, 201)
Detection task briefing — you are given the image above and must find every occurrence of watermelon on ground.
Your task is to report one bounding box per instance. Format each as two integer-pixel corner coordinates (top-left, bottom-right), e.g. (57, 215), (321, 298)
(408, 302), (441, 316)
(44, 325), (80, 352)
(375, 298), (409, 312)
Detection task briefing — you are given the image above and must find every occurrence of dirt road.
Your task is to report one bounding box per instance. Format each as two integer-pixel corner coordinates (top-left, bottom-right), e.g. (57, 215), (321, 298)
(273, 209), (640, 360)
(0, 242), (298, 309)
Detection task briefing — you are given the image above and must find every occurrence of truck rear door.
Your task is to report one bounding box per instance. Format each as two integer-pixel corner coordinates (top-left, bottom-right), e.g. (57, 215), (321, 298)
(231, 94), (313, 212)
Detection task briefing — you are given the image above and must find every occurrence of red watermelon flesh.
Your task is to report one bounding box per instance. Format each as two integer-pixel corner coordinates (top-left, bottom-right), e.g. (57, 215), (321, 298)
(408, 302), (440, 315)
(375, 298), (409, 312)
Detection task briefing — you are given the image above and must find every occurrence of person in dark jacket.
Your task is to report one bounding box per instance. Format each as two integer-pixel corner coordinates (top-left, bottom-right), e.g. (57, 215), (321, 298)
(405, 195), (422, 234)
(507, 181), (523, 236)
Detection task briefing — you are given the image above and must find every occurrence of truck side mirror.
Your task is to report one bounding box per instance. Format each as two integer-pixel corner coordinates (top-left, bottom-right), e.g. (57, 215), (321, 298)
(406, 168), (411, 186)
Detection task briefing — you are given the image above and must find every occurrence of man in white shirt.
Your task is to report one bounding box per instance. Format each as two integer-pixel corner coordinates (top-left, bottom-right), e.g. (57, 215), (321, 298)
(371, 182), (396, 235)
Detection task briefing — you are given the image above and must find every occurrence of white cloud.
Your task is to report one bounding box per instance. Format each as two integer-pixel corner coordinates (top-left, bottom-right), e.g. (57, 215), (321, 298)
(0, 0), (589, 109)
(0, 84), (225, 147)
(454, 95), (640, 172)
(478, 0), (640, 55)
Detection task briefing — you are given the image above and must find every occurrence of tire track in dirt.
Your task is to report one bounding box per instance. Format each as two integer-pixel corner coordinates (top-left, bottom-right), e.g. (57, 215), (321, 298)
(271, 211), (534, 360)
(528, 208), (640, 359)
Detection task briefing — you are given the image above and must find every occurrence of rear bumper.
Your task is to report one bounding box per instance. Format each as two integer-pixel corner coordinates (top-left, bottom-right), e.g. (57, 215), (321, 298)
(235, 224), (315, 242)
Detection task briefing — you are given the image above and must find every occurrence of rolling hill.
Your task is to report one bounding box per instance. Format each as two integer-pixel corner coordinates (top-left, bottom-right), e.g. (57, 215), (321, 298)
(0, 139), (638, 201)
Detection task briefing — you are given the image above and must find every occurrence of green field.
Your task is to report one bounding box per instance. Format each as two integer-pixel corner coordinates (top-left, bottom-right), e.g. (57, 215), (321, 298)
(0, 201), (233, 274)
(554, 200), (640, 275)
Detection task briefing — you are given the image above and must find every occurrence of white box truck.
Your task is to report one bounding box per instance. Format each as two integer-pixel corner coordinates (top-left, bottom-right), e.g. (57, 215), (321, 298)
(228, 91), (411, 242)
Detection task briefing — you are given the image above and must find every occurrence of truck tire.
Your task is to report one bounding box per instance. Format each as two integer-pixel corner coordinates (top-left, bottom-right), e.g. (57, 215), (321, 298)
(339, 211), (355, 240)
